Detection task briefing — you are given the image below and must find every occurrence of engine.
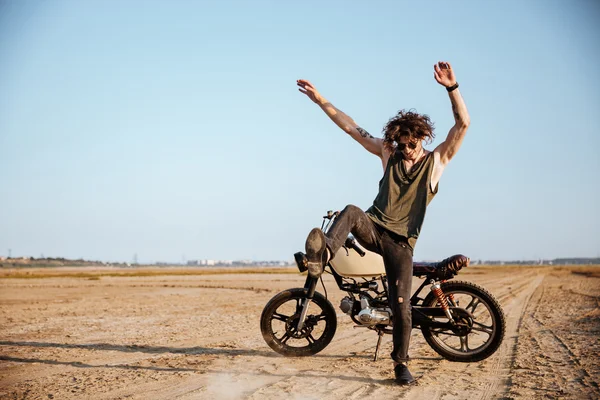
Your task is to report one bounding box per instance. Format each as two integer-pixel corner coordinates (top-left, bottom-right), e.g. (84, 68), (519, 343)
(339, 296), (392, 326)
(339, 296), (356, 315)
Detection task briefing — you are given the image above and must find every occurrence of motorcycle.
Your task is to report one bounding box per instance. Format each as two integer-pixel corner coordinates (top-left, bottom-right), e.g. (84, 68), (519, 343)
(260, 210), (506, 362)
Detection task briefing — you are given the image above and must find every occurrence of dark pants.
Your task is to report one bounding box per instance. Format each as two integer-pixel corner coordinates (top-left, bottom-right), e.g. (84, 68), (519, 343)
(324, 204), (413, 364)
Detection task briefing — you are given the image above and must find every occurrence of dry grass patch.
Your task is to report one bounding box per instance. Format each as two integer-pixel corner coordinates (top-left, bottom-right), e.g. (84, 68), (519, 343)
(0, 267), (299, 279)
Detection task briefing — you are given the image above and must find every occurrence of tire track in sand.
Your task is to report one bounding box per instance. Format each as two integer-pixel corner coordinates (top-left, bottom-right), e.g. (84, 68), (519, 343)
(508, 280), (600, 398)
(478, 275), (544, 400)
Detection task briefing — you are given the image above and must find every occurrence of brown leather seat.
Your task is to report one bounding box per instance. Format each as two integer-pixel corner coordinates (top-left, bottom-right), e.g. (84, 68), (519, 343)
(413, 254), (470, 280)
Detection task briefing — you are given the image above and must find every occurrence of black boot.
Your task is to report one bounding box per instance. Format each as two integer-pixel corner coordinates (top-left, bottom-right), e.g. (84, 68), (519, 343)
(394, 362), (415, 385)
(305, 228), (327, 278)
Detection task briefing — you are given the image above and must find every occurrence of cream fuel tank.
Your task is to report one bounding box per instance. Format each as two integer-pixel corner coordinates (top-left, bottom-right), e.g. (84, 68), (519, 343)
(329, 240), (386, 277)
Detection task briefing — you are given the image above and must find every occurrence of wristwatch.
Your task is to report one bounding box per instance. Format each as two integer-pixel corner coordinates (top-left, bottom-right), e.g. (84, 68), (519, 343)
(446, 82), (459, 92)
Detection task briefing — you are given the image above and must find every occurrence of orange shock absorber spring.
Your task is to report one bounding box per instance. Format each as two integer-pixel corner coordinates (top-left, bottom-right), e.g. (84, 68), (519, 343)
(430, 280), (454, 322)
(447, 293), (456, 304)
(431, 282), (449, 311)
(446, 293), (456, 306)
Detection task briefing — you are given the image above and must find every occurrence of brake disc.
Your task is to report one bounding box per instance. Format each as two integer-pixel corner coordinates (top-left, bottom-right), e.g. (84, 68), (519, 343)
(285, 314), (314, 339)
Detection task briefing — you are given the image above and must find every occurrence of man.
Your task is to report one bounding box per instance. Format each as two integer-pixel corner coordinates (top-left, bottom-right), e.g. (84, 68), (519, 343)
(296, 61), (470, 385)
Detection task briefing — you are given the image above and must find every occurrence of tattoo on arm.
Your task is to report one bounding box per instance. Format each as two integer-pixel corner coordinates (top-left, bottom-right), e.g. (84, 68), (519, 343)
(356, 127), (374, 139)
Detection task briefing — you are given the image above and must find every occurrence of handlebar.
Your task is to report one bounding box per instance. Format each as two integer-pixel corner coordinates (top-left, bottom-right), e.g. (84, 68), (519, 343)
(323, 210), (340, 220)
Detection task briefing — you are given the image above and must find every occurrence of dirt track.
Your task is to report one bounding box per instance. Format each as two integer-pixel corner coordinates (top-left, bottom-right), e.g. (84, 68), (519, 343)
(1, 266), (599, 399)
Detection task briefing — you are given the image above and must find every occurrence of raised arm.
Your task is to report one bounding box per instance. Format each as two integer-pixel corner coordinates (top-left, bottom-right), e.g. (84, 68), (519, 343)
(432, 62), (471, 166)
(297, 79), (384, 158)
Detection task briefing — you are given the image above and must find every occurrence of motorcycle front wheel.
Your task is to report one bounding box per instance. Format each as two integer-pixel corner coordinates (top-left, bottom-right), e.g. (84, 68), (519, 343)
(260, 288), (337, 357)
(421, 280), (506, 362)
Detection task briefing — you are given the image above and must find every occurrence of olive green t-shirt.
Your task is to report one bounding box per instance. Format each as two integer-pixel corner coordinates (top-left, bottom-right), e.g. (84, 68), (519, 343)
(366, 150), (438, 249)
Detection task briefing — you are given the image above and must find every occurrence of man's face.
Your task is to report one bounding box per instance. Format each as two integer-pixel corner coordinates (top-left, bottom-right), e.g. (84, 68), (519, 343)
(398, 135), (422, 160)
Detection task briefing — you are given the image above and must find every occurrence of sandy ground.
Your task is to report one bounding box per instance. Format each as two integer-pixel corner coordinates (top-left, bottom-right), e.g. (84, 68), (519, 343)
(1, 265), (599, 400)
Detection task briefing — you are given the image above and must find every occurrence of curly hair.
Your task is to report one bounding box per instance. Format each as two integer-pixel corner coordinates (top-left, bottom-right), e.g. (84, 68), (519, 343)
(382, 109), (435, 153)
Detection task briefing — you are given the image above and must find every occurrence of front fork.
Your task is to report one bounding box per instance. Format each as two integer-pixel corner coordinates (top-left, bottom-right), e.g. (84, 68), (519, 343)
(296, 275), (318, 331)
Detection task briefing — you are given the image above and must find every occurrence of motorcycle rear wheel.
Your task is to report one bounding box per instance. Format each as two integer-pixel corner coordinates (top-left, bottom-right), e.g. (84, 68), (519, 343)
(260, 288), (337, 357)
(421, 280), (505, 362)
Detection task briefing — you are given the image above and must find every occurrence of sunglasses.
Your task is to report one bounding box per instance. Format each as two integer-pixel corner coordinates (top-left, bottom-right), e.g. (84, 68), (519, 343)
(398, 141), (419, 151)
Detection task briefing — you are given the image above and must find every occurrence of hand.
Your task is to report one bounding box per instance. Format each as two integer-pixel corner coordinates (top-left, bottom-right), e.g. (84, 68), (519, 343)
(297, 79), (325, 105)
(433, 61), (457, 88)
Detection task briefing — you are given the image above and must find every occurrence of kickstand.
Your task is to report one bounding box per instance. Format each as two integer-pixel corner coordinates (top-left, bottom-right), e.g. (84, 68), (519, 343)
(373, 330), (384, 361)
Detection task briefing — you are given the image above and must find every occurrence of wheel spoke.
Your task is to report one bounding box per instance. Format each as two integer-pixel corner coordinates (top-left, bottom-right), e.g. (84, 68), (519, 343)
(465, 296), (480, 314)
(440, 335), (455, 347)
(306, 334), (316, 344)
(272, 312), (289, 322)
(471, 321), (493, 335)
(280, 332), (291, 344)
(315, 312), (327, 321)
(432, 328), (456, 337)
(460, 335), (469, 352)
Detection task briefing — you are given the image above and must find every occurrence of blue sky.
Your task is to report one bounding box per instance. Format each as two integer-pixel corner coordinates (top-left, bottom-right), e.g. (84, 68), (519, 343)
(1, 0), (599, 263)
